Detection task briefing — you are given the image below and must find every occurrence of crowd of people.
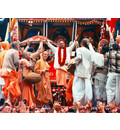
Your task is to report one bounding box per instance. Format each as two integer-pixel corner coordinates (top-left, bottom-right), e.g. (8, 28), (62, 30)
(0, 29), (120, 113)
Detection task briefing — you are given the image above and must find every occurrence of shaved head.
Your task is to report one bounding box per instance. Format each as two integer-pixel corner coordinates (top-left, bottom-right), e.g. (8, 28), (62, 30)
(81, 38), (89, 49)
(22, 52), (30, 60)
(22, 52), (29, 58)
(43, 51), (49, 55)
(12, 41), (19, 50)
(42, 51), (49, 60)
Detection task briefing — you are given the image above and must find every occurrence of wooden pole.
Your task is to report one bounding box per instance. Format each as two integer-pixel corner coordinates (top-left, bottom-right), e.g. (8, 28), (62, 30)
(21, 65), (23, 101)
(117, 30), (119, 36)
(9, 18), (11, 43)
(16, 19), (19, 41)
(72, 22), (75, 41)
(104, 18), (106, 39)
(46, 21), (48, 37)
(43, 21), (45, 36)
(75, 21), (78, 37)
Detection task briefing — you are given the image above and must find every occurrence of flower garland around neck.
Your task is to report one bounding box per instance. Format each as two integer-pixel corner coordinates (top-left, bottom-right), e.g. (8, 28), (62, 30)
(58, 47), (67, 66)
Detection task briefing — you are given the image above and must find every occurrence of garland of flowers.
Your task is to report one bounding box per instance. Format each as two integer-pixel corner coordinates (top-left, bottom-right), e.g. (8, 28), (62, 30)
(58, 47), (66, 66)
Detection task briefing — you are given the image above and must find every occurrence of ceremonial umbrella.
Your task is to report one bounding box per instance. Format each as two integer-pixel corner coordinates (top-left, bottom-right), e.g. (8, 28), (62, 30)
(20, 35), (57, 48)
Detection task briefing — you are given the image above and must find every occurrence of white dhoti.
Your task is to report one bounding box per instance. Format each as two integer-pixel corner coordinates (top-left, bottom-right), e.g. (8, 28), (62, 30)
(72, 76), (92, 105)
(0, 77), (5, 99)
(106, 72), (120, 106)
(94, 73), (107, 104)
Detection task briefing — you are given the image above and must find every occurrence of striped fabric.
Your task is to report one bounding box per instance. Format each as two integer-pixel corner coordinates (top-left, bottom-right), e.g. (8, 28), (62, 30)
(106, 50), (120, 73)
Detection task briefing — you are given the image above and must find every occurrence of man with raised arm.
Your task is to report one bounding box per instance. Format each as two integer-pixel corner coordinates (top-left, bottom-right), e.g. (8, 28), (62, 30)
(71, 38), (94, 105)
(45, 37), (78, 88)
(24, 41), (44, 61)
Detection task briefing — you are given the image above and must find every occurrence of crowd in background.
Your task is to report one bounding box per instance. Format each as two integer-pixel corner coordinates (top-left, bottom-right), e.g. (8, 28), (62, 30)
(0, 28), (120, 113)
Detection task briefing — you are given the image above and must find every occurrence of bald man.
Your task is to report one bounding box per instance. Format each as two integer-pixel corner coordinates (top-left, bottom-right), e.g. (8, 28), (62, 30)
(1, 41), (21, 106)
(72, 38), (94, 105)
(34, 51), (53, 107)
(24, 41), (44, 61)
(19, 52), (35, 106)
(0, 41), (9, 102)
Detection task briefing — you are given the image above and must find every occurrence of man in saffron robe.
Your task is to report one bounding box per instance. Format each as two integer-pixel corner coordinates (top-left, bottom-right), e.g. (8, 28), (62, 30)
(24, 41), (44, 61)
(34, 51), (53, 107)
(45, 39), (77, 88)
(65, 56), (76, 106)
(0, 42), (21, 106)
(0, 41), (9, 101)
(19, 52), (35, 106)
(0, 41), (10, 69)
(66, 73), (74, 106)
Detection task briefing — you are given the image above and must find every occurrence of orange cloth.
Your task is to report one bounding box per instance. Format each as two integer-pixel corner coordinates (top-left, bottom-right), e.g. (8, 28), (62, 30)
(65, 57), (75, 105)
(97, 42), (101, 53)
(0, 41), (9, 69)
(10, 18), (17, 32)
(34, 57), (53, 107)
(0, 50), (7, 69)
(0, 68), (21, 98)
(66, 73), (74, 102)
(56, 69), (68, 87)
(1, 41), (9, 50)
(18, 59), (35, 106)
(22, 81), (35, 106)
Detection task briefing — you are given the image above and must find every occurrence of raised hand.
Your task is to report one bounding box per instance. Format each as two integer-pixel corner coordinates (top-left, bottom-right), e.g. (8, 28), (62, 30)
(75, 34), (79, 41)
(98, 102), (105, 113)
(53, 102), (61, 113)
(0, 37), (2, 42)
(86, 101), (92, 113)
(19, 101), (26, 113)
(27, 41), (30, 46)
(111, 28), (115, 38)
(73, 101), (82, 113)
(42, 40), (47, 44)
(112, 28), (115, 35)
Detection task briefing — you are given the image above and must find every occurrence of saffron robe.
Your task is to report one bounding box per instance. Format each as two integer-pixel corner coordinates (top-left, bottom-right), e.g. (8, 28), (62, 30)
(19, 59), (35, 106)
(34, 57), (53, 107)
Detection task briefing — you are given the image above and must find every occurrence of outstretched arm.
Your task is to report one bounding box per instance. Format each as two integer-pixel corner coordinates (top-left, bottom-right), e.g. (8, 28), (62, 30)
(110, 28), (115, 46)
(68, 40), (78, 52)
(24, 41), (30, 52)
(31, 42), (44, 59)
(46, 40), (56, 53)
(68, 35), (79, 52)
(88, 43), (95, 53)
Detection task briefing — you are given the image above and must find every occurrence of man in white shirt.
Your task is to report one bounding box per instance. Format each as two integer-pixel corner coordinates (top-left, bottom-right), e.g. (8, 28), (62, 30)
(45, 39), (77, 87)
(71, 38), (94, 105)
